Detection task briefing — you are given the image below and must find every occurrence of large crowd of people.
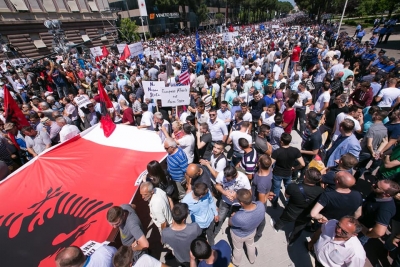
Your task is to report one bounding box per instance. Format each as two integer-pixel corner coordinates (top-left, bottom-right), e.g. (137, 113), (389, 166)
(1, 12), (400, 267)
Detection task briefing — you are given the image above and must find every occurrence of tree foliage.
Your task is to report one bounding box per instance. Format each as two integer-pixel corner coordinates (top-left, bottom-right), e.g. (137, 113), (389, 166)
(119, 18), (140, 43)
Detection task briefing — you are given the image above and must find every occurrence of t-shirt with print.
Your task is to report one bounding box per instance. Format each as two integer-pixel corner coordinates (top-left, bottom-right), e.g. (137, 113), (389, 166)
(272, 146), (301, 177)
(215, 171), (251, 205)
(198, 240), (232, 267)
(251, 171), (273, 202)
(119, 204), (146, 260)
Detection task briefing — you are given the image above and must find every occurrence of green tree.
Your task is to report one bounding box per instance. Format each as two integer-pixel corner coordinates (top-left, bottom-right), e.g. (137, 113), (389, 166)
(119, 18), (140, 43)
(194, 3), (209, 25)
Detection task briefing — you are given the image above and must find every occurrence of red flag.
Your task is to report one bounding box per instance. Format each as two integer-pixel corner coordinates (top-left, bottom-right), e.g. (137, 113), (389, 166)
(3, 85), (30, 130)
(229, 25), (234, 32)
(119, 45), (131, 60)
(97, 80), (115, 137)
(102, 45), (109, 57)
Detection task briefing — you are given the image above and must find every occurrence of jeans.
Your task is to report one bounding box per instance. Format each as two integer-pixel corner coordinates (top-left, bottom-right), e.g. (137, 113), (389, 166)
(319, 124), (333, 149)
(358, 233), (370, 245)
(174, 180), (186, 200)
(294, 108), (306, 133)
(232, 151), (243, 166)
(56, 85), (69, 99)
(202, 220), (216, 246)
(355, 151), (381, 180)
(272, 174), (292, 206)
(213, 200), (232, 237)
(255, 216), (266, 241)
(231, 229), (257, 265)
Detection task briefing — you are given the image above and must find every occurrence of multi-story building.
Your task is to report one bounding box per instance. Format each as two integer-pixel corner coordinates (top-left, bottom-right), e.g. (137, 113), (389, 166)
(0, 0), (116, 61)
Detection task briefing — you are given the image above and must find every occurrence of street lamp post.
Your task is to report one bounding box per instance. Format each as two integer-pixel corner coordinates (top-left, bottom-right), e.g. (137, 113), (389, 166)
(44, 20), (69, 55)
(336, 0), (349, 37)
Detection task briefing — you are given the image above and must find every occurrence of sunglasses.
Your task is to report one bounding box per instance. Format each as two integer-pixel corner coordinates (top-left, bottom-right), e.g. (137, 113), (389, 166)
(336, 222), (349, 235)
(209, 114), (216, 117)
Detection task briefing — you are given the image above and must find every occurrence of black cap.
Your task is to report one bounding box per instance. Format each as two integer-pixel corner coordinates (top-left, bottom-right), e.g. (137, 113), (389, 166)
(379, 49), (386, 54)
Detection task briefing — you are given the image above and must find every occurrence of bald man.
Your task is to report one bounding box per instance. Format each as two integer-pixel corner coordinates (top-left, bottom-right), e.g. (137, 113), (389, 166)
(185, 163), (213, 193)
(55, 245), (116, 267)
(311, 171), (363, 223)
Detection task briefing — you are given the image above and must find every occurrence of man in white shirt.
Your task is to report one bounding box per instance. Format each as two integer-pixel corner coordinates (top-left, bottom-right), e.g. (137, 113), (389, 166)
(217, 101), (232, 129)
(176, 124), (195, 164)
(207, 108), (228, 143)
(56, 117), (81, 143)
(332, 105), (363, 141)
(314, 83), (331, 117)
(329, 58), (344, 77)
(139, 181), (173, 233)
(227, 121), (252, 166)
(375, 78), (400, 110)
(137, 103), (154, 130)
(308, 216), (366, 267)
(259, 104), (276, 126)
(273, 59), (282, 80)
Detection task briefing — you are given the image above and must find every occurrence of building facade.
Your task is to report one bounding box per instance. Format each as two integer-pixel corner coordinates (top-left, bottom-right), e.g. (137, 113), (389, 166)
(0, 0), (116, 61)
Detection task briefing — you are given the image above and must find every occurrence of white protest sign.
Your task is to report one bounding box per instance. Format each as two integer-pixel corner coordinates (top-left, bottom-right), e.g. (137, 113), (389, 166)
(74, 95), (91, 109)
(160, 86), (190, 107)
(272, 24), (280, 29)
(149, 50), (161, 59)
(142, 81), (164, 99)
(231, 31), (239, 37)
(117, 44), (126, 54)
(128, 42), (144, 57)
(80, 240), (110, 256)
(222, 32), (233, 42)
(90, 46), (102, 57)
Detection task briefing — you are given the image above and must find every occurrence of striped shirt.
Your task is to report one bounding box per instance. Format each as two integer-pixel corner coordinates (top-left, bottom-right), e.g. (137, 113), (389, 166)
(167, 147), (188, 182)
(240, 148), (258, 174)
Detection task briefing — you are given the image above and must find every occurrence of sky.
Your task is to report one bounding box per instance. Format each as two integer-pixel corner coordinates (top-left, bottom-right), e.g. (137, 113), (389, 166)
(279, 0), (296, 8)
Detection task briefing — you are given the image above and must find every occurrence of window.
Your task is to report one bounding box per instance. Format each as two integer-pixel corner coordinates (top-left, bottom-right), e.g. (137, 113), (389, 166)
(26, 0), (42, 12)
(81, 35), (90, 42)
(30, 34), (47, 49)
(9, 0), (29, 11)
(88, 1), (98, 11)
(43, 0), (56, 12)
(67, 0), (79, 12)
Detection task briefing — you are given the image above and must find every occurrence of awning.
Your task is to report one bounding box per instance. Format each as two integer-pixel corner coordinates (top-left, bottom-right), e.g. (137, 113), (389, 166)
(43, 0), (56, 12)
(88, 1), (98, 11)
(81, 34), (90, 42)
(10, 0), (29, 11)
(33, 40), (47, 49)
(67, 0), (79, 12)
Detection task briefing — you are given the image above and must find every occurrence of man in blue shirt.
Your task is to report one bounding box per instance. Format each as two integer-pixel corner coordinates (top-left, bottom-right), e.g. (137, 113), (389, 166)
(182, 182), (218, 246)
(45, 60), (69, 99)
(190, 238), (232, 267)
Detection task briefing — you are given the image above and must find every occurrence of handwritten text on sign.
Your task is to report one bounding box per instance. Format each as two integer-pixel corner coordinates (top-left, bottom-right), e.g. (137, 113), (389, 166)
(161, 86), (190, 106)
(128, 42), (144, 57)
(142, 82), (190, 107)
(142, 81), (164, 99)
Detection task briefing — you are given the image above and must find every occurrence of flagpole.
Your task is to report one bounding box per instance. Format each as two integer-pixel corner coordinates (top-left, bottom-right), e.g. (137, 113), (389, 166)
(141, 17), (147, 42)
